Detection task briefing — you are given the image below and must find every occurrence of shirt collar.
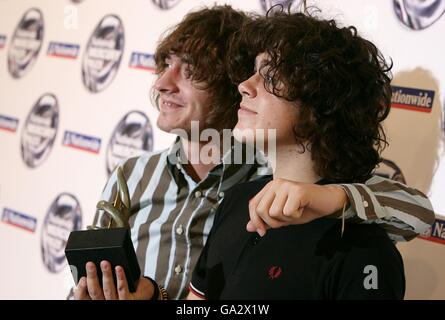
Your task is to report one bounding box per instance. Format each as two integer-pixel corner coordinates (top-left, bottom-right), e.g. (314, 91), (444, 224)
(165, 135), (271, 184)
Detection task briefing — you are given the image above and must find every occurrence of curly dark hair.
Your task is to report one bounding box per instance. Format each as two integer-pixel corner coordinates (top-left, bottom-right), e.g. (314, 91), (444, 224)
(228, 5), (392, 183)
(153, 5), (250, 131)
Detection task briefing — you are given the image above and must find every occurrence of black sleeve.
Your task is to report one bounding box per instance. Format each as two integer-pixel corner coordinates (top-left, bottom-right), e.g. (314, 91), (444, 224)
(327, 231), (405, 300)
(189, 195), (229, 299)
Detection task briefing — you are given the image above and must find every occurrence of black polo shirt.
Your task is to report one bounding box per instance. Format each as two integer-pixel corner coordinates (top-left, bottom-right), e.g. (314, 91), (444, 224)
(190, 176), (405, 300)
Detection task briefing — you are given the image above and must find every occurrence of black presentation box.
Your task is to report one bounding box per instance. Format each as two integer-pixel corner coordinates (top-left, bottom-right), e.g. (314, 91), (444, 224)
(65, 228), (141, 293)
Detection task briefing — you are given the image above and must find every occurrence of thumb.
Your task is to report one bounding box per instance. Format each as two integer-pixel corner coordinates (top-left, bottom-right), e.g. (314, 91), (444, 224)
(246, 220), (257, 232)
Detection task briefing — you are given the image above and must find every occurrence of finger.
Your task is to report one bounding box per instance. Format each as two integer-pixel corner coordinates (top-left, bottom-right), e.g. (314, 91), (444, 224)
(290, 210), (320, 225)
(249, 197), (268, 237)
(86, 262), (105, 300)
(116, 266), (131, 300)
(254, 189), (277, 232)
(268, 188), (290, 220)
(283, 191), (303, 218)
(74, 277), (91, 300)
(101, 260), (118, 300)
(246, 220), (257, 232)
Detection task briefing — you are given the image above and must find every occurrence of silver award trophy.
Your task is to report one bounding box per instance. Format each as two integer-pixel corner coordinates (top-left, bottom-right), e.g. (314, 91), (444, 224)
(65, 166), (141, 292)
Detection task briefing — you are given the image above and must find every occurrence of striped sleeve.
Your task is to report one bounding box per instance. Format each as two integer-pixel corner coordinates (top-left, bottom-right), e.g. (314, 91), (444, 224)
(339, 175), (435, 242)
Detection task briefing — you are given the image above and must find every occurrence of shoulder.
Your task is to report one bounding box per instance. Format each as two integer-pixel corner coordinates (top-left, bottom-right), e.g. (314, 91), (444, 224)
(119, 149), (168, 177)
(224, 175), (272, 200)
(324, 223), (405, 299)
(212, 176), (272, 227)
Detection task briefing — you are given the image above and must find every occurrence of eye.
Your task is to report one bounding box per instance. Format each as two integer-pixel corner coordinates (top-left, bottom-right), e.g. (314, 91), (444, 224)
(264, 75), (274, 84)
(260, 70), (275, 86)
(181, 63), (195, 79)
(164, 59), (172, 69)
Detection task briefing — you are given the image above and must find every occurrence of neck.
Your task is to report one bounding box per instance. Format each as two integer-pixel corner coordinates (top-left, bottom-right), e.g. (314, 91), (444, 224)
(180, 136), (224, 182)
(266, 143), (321, 183)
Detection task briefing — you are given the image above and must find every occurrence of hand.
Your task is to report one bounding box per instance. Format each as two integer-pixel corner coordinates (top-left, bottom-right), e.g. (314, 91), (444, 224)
(73, 261), (155, 300)
(247, 178), (348, 236)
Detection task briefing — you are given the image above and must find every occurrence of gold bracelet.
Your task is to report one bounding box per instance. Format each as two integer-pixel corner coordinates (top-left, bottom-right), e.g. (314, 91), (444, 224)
(158, 285), (168, 300)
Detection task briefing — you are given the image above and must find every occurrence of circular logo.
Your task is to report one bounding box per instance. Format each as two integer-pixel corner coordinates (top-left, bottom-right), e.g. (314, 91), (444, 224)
(152, 0), (182, 10)
(21, 93), (59, 168)
(375, 158), (406, 184)
(41, 193), (82, 273)
(82, 14), (124, 93)
(106, 111), (154, 175)
(260, 0), (300, 12)
(8, 8), (44, 78)
(393, 0), (445, 30)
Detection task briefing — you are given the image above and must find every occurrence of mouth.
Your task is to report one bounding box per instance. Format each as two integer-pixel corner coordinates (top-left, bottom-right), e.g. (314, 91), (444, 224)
(159, 98), (185, 112)
(238, 104), (257, 115)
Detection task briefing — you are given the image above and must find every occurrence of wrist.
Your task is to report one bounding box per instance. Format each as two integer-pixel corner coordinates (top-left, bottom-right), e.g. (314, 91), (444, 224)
(144, 277), (159, 300)
(143, 277), (168, 300)
(320, 185), (349, 217)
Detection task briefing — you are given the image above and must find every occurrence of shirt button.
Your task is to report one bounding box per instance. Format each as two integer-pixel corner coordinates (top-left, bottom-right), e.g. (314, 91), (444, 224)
(174, 265), (183, 274)
(195, 190), (202, 198)
(363, 200), (369, 208)
(218, 191), (224, 198)
(176, 225), (183, 235)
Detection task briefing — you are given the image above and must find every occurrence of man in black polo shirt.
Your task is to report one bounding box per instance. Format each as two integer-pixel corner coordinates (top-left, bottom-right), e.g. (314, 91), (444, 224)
(188, 6), (405, 300)
(190, 178), (404, 299)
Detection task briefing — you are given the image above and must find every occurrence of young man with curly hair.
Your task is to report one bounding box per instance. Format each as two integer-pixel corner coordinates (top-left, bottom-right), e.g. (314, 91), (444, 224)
(75, 5), (433, 300)
(187, 7), (408, 299)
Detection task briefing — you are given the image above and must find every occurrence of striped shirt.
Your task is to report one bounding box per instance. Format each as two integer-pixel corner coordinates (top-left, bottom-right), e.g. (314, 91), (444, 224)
(94, 138), (434, 299)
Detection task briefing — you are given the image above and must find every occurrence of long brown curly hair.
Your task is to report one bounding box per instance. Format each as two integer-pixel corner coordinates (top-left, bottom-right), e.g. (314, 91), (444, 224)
(153, 5), (250, 132)
(228, 5), (392, 183)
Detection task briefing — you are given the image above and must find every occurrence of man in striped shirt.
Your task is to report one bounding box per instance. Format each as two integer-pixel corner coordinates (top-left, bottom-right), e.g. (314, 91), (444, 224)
(74, 5), (434, 300)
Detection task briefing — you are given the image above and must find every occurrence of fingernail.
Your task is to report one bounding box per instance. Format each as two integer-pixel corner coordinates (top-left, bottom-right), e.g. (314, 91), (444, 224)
(257, 228), (265, 237)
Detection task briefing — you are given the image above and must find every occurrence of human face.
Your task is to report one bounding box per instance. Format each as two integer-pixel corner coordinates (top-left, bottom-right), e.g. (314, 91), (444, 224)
(154, 54), (212, 135)
(234, 53), (300, 146)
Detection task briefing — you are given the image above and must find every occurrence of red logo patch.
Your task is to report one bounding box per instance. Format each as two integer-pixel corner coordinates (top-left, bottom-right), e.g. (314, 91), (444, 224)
(268, 266), (282, 280)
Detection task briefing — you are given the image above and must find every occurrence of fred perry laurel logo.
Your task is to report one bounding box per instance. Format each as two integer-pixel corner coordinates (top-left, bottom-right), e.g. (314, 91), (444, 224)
(268, 266), (282, 280)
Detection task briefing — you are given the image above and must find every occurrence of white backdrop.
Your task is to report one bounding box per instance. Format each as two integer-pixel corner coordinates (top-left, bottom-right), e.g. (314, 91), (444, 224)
(0, 0), (444, 299)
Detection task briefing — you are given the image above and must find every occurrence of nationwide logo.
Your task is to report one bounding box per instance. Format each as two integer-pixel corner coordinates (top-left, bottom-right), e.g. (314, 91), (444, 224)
(41, 193), (82, 273)
(129, 52), (155, 72)
(0, 114), (19, 133)
(106, 110), (153, 174)
(2, 208), (37, 233)
(152, 0), (183, 10)
(0, 35), (6, 49)
(393, 0), (445, 30)
(8, 8), (44, 78)
(47, 42), (80, 59)
(391, 85), (435, 113)
(21, 93), (59, 168)
(420, 217), (445, 245)
(63, 130), (101, 154)
(82, 14), (124, 93)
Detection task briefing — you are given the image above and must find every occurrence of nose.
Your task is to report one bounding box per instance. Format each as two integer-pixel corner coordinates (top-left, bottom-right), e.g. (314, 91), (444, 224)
(154, 65), (179, 94)
(238, 74), (257, 98)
